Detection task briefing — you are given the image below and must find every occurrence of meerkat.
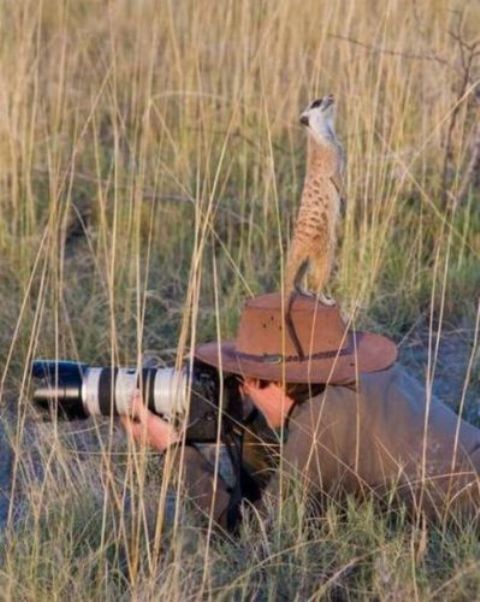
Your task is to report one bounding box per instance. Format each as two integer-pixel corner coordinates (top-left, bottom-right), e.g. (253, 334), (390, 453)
(285, 94), (344, 306)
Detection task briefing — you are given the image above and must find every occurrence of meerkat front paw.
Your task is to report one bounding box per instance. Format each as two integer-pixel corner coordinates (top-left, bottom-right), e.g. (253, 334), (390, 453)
(316, 292), (336, 306)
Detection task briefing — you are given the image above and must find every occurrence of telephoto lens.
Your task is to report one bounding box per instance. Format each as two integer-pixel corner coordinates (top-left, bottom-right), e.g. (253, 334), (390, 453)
(31, 359), (243, 443)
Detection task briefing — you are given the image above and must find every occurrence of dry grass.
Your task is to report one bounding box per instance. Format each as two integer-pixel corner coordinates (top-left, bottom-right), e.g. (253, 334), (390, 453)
(0, 0), (479, 599)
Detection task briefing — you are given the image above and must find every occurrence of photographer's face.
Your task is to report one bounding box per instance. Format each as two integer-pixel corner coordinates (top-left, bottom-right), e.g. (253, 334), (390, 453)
(240, 378), (294, 430)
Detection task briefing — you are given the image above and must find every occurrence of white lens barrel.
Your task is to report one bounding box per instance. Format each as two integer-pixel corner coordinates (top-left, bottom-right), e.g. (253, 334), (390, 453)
(82, 368), (102, 416)
(81, 366), (188, 419)
(81, 367), (139, 416)
(115, 368), (138, 414)
(153, 368), (188, 420)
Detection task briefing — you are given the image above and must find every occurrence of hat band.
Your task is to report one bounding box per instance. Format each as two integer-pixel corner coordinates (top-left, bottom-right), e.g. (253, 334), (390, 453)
(233, 340), (353, 365)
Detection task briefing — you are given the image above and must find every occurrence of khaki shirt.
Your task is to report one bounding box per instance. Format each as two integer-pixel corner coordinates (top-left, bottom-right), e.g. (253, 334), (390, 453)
(182, 366), (480, 525)
(263, 366), (480, 519)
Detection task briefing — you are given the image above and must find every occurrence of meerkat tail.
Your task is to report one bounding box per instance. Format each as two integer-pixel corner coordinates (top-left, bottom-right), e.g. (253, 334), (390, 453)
(285, 290), (306, 358)
(293, 258), (310, 294)
(285, 253), (310, 296)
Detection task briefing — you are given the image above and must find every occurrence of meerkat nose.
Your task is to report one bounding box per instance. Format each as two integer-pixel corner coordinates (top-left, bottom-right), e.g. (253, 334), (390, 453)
(300, 114), (309, 127)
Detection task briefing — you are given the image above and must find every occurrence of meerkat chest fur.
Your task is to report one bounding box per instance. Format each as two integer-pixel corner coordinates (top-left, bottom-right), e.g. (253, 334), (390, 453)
(294, 139), (342, 250)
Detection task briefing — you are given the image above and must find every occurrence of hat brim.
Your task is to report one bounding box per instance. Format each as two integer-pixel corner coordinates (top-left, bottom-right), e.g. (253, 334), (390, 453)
(194, 331), (397, 384)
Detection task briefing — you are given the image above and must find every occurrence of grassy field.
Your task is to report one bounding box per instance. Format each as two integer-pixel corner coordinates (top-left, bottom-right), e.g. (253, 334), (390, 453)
(0, 0), (480, 598)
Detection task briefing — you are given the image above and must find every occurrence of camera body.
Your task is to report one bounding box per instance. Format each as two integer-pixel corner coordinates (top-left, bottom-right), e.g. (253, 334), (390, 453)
(31, 359), (244, 443)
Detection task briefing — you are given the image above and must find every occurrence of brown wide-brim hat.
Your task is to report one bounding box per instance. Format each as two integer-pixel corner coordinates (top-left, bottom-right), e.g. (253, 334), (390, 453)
(195, 293), (397, 384)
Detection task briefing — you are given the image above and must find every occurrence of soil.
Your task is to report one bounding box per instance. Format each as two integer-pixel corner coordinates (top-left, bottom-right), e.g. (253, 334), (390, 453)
(399, 324), (480, 426)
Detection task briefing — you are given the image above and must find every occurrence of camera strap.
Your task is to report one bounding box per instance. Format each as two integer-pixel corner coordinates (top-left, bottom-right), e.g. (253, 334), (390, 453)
(224, 429), (263, 532)
(222, 432), (244, 531)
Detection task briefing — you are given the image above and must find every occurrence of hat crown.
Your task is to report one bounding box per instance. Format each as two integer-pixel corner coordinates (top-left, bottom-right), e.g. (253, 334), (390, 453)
(194, 291), (397, 384)
(235, 293), (350, 358)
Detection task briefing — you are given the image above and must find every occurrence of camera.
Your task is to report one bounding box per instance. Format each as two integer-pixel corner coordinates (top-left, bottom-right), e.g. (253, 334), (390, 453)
(31, 359), (244, 443)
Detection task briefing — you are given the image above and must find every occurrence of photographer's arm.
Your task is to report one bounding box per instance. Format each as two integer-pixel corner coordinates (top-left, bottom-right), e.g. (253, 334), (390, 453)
(120, 390), (234, 529)
(120, 390), (180, 451)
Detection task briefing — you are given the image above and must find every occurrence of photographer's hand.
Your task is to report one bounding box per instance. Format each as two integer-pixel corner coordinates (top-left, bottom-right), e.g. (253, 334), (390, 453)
(242, 379), (295, 430)
(120, 390), (180, 451)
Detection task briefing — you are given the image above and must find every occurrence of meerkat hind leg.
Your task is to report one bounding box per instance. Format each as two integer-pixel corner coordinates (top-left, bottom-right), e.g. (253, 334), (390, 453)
(310, 254), (336, 306)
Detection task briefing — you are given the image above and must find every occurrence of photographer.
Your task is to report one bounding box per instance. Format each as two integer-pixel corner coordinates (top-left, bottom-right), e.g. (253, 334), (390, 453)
(121, 293), (480, 528)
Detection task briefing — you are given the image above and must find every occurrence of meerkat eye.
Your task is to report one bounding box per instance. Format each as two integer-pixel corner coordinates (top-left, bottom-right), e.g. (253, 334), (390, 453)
(310, 98), (323, 109)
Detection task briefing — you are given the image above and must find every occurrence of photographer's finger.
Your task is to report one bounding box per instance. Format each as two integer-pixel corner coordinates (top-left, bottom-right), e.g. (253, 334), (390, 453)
(120, 416), (145, 443)
(129, 391), (149, 422)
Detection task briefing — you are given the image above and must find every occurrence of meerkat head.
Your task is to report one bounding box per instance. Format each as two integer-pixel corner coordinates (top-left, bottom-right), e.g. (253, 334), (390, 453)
(299, 95), (336, 145)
